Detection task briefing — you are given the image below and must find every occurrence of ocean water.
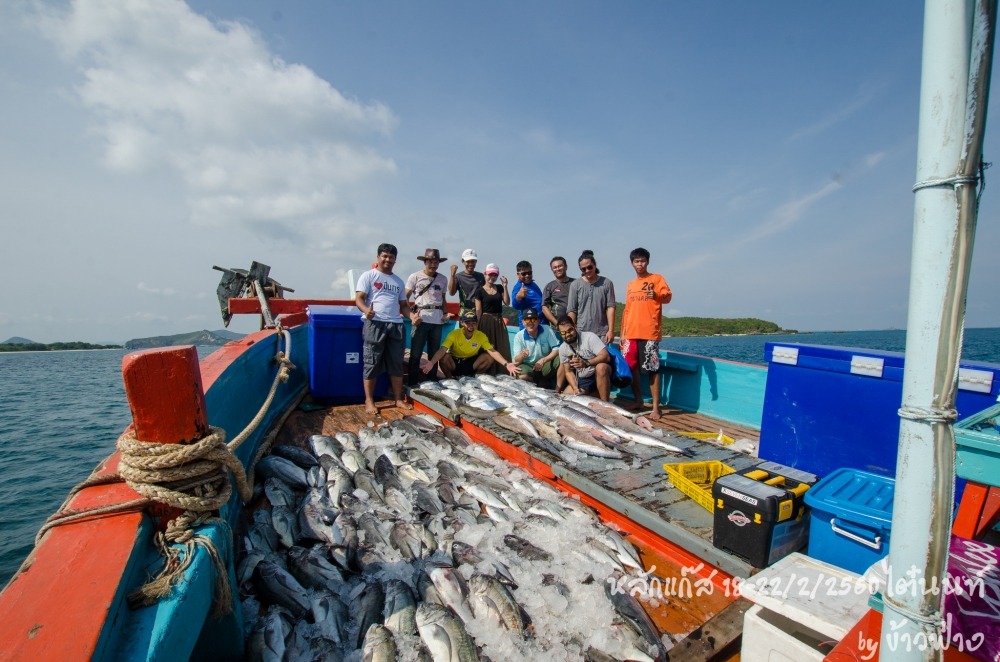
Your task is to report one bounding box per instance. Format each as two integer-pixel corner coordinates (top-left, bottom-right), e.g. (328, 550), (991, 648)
(1, 331), (998, 586)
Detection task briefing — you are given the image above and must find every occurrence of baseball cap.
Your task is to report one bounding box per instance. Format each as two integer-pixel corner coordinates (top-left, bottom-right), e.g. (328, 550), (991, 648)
(523, 308), (540, 320)
(460, 310), (478, 322)
(484, 263), (500, 275)
(461, 248), (478, 262)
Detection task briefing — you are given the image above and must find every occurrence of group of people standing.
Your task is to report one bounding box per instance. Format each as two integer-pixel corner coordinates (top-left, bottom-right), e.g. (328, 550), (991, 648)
(354, 243), (672, 420)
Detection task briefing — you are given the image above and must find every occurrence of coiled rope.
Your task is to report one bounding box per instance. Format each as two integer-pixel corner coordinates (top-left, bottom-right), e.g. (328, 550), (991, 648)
(34, 329), (295, 617)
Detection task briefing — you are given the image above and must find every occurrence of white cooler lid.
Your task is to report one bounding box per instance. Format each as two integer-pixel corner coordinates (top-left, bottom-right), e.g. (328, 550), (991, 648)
(739, 552), (872, 640)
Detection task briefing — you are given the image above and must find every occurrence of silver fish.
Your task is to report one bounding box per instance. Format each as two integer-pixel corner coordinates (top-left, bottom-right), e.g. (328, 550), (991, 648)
(356, 512), (392, 548)
(297, 490), (343, 547)
(399, 461), (433, 485)
(350, 580), (386, 648)
(413, 481), (446, 516)
(558, 424), (624, 459)
(469, 573), (532, 636)
(335, 431), (360, 451)
(257, 455), (309, 489)
(341, 449), (367, 476)
(287, 545), (344, 592)
(309, 434), (341, 458)
(412, 388), (462, 410)
(270, 505), (298, 548)
(310, 591), (348, 645)
(383, 578), (418, 637)
(258, 605), (291, 662)
(503, 534), (552, 562)
(415, 603), (480, 662)
(390, 520), (424, 561)
(362, 623), (398, 662)
(493, 413), (538, 438)
(271, 444), (320, 469)
(325, 464), (353, 507)
(442, 426), (473, 447)
(425, 562), (474, 624)
(264, 477), (296, 508)
(605, 576), (666, 661)
(255, 557), (311, 618)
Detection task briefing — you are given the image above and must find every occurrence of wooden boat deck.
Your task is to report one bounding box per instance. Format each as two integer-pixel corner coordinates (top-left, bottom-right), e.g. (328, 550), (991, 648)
(273, 393), (760, 659)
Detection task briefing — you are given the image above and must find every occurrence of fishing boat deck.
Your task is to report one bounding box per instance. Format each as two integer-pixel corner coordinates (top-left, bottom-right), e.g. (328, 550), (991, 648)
(274, 392), (760, 659)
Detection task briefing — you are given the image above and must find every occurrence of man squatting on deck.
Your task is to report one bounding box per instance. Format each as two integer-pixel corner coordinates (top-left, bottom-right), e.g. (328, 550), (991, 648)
(423, 310), (519, 378)
(621, 247), (672, 420)
(355, 243), (414, 414)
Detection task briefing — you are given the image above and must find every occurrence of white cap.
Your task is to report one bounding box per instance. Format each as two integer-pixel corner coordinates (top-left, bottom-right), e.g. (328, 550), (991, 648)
(462, 248), (478, 262)
(484, 263), (499, 275)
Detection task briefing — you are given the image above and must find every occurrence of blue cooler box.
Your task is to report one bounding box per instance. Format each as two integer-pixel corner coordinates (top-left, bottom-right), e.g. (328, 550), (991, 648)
(759, 343), (1000, 478)
(308, 305), (387, 402)
(804, 467), (894, 574)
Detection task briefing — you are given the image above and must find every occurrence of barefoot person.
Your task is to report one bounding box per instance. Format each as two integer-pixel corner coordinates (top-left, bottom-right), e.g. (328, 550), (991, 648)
(406, 248), (450, 386)
(355, 243), (413, 414)
(620, 247), (672, 419)
(556, 315), (612, 401)
(423, 310), (519, 378)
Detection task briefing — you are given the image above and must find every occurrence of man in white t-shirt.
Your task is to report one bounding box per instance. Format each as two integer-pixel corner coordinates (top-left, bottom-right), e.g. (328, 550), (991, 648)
(355, 243), (412, 414)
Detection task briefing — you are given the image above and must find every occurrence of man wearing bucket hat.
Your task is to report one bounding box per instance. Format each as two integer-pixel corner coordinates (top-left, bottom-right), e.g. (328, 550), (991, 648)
(448, 248), (485, 317)
(405, 248), (450, 386)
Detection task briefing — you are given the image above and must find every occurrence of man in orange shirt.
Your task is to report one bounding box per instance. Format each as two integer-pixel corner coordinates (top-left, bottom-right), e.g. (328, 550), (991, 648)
(620, 247), (672, 419)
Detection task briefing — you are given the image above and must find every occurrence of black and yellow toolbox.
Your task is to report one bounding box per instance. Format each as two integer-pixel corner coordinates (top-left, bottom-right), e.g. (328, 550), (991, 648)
(712, 461), (819, 568)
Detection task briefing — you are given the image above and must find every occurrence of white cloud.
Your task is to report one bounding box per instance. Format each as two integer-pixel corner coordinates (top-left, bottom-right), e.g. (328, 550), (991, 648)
(137, 282), (176, 296)
(33, 0), (397, 233)
(125, 311), (169, 322)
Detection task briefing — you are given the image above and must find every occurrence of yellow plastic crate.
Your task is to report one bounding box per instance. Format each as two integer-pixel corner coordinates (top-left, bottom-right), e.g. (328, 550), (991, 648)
(663, 460), (735, 512)
(678, 430), (735, 445)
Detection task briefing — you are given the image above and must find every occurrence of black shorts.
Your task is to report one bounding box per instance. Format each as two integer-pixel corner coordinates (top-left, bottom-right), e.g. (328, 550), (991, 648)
(452, 355), (479, 377)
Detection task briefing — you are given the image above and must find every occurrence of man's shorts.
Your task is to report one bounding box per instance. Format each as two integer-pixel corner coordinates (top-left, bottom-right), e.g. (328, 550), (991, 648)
(517, 356), (557, 379)
(622, 338), (660, 373)
(452, 355), (480, 377)
(577, 373), (597, 393)
(362, 319), (405, 378)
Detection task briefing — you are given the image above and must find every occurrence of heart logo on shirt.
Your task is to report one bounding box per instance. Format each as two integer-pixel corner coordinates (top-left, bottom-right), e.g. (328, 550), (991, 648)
(374, 282), (383, 290)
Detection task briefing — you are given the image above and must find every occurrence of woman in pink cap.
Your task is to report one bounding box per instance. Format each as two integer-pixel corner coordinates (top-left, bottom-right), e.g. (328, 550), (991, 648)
(474, 263), (512, 371)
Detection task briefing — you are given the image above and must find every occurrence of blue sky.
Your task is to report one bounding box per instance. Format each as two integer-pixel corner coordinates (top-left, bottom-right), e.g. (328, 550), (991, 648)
(1, 1), (997, 343)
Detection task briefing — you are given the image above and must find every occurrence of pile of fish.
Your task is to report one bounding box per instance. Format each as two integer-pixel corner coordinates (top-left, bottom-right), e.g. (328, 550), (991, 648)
(412, 375), (692, 463)
(240, 410), (669, 661)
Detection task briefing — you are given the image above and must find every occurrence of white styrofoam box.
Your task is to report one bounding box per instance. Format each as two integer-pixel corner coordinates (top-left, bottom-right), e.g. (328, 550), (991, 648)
(739, 552), (871, 641)
(741, 604), (828, 661)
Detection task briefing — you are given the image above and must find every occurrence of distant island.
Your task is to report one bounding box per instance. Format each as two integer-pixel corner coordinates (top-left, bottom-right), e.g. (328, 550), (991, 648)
(499, 305), (793, 337)
(1, 329), (245, 353)
(123, 329), (245, 350)
(0, 339), (122, 352)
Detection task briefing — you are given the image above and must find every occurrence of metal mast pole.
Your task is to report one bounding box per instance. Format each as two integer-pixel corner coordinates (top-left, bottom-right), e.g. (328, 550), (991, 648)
(881, 0), (995, 659)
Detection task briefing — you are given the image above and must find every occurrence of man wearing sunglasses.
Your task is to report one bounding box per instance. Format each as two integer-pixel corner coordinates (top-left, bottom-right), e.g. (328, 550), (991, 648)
(567, 251), (617, 345)
(510, 260), (545, 329)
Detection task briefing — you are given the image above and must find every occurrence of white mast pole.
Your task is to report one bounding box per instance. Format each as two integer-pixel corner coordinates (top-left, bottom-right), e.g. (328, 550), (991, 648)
(881, 0), (994, 660)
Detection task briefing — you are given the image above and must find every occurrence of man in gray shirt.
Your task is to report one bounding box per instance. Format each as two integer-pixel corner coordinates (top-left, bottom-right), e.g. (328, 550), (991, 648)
(567, 251), (616, 344)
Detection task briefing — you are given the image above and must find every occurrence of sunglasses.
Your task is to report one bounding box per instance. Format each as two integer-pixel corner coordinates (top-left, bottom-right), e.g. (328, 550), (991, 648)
(518, 271), (532, 276)
(580, 265), (595, 273)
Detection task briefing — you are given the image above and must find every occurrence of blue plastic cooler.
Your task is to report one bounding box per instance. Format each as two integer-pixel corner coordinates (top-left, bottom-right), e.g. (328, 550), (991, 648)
(804, 467), (895, 574)
(308, 305), (387, 402)
(759, 343), (1000, 478)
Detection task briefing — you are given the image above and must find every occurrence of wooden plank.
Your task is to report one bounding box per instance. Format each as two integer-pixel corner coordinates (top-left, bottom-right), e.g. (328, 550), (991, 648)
(667, 598), (753, 661)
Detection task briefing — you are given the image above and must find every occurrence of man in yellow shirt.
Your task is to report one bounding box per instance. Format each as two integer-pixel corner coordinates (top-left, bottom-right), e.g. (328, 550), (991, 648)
(423, 310), (519, 378)
(620, 247), (672, 419)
